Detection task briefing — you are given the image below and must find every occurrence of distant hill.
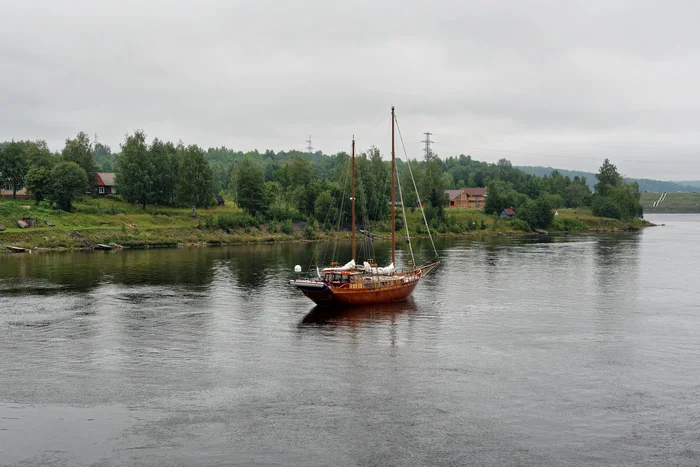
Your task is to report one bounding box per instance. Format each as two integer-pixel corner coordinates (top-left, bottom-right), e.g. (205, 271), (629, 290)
(678, 181), (700, 189)
(516, 166), (699, 193)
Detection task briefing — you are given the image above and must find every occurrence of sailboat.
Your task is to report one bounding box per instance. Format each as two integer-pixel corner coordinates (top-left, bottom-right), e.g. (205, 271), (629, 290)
(290, 106), (439, 307)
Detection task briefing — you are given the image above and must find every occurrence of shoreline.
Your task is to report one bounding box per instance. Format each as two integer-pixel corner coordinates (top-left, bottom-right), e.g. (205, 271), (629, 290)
(0, 223), (654, 253)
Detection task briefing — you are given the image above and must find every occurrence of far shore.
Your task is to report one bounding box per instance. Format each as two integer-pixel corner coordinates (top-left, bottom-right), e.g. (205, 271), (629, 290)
(0, 222), (654, 253)
(1, 197), (653, 252)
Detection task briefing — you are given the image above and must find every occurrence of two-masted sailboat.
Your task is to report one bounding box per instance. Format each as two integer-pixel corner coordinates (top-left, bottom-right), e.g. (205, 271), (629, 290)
(290, 106), (439, 307)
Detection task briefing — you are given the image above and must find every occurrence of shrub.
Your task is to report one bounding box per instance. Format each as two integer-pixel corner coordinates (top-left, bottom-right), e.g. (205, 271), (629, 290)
(281, 219), (294, 235)
(304, 219), (318, 239)
(215, 212), (257, 230)
(509, 218), (531, 232)
(551, 217), (588, 232)
(591, 197), (622, 219)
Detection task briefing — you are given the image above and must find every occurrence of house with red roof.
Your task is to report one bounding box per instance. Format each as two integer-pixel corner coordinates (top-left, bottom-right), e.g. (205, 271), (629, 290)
(95, 172), (117, 195)
(500, 208), (516, 218)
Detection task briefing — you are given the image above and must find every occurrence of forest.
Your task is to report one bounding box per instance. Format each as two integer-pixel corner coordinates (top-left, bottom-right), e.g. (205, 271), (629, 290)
(1, 131), (643, 233)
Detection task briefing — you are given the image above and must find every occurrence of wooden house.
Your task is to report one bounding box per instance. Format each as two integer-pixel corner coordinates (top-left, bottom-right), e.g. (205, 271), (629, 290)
(1, 182), (30, 199)
(95, 172), (117, 195)
(445, 188), (487, 209)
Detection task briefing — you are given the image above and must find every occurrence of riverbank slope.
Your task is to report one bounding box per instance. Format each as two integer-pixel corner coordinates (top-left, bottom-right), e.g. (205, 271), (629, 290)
(0, 198), (652, 250)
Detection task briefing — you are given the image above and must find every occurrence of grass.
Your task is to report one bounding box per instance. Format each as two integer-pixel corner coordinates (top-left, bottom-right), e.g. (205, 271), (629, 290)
(0, 197), (653, 250)
(641, 192), (700, 213)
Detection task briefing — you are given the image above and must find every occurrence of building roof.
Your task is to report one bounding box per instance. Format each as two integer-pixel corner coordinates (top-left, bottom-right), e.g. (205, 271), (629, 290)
(502, 208), (516, 216)
(96, 172), (116, 186)
(445, 187), (487, 200)
(463, 187), (486, 197)
(445, 189), (463, 200)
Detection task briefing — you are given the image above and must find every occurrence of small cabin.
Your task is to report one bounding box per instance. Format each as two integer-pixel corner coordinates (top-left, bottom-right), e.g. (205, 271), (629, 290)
(500, 208), (516, 218)
(1, 183), (30, 199)
(95, 172), (117, 195)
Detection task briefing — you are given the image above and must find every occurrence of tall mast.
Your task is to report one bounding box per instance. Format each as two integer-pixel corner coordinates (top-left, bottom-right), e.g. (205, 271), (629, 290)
(391, 106), (396, 265)
(351, 136), (356, 262)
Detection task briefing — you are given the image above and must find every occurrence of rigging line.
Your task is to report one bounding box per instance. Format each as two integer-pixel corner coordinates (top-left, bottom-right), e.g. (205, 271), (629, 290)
(355, 159), (376, 264)
(309, 153), (350, 271)
(354, 115), (391, 144)
(332, 157), (350, 264)
(394, 115), (440, 260)
(394, 154), (415, 269)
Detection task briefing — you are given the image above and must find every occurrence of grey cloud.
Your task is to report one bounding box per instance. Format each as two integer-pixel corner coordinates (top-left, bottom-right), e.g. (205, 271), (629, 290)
(1, 0), (699, 179)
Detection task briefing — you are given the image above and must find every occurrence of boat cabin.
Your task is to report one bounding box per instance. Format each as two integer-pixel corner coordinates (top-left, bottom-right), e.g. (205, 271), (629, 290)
(323, 271), (362, 285)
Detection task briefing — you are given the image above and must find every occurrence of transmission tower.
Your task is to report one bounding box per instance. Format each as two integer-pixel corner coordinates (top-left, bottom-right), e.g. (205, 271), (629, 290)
(305, 135), (314, 153)
(422, 132), (434, 160)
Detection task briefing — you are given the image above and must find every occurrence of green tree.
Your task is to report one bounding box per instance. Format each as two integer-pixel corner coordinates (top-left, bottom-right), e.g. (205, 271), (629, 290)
(116, 131), (152, 208)
(517, 195), (554, 230)
(150, 139), (179, 205)
(360, 148), (390, 221)
(25, 165), (52, 204)
(423, 154), (446, 219)
(48, 162), (88, 211)
(62, 132), (97, 190)
(594, 158), (621, 196)
(287, 156), (312, 187)
(564, 177), (591, 208)
(484, 180), (516, 214)
(0, 142), (29, 198)
(25, 140), (56, 169)
(264, 181), (281, 206)
(236, 158), (266, 215)
(314, 189), (338, 226)
(177, 144), (213, 216)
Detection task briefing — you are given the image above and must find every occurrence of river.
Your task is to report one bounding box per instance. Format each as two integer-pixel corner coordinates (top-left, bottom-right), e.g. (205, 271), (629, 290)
(1, 214), (699, 466)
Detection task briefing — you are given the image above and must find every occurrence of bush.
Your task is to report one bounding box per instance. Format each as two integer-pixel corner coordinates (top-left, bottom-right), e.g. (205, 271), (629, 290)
(304, 219), (318, 239)
(551, 217), (588, 232)
(268, 200), (304, 222)
(509, 218), (531, 232)
(517, 195), (554, 230)
(591, 197), (622, 219)
(214, 212), (258, 230)
(281, 219), (294, 235)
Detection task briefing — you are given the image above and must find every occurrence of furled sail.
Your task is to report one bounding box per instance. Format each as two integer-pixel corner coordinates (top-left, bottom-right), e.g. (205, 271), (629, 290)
(363, 262), (395, 275)
(323, 259), (356, 272)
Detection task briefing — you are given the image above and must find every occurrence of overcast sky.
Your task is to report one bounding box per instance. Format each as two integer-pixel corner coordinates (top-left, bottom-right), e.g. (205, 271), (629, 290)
(1, 0), (699, 180)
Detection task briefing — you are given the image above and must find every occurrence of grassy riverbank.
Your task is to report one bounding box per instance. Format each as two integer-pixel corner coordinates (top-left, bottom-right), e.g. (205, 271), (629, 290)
(0, 198), (652, 250)
(641, 192), (700, 213)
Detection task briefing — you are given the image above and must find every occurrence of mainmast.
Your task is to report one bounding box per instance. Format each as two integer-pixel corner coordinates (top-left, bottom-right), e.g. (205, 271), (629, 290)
(391, 106), (396, 266)
(351, 136), (356, 262)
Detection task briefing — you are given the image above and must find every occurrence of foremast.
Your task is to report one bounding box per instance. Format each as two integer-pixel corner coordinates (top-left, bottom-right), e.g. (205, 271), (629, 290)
(351, 136), (356, 263)
(391, 106), (396, 266)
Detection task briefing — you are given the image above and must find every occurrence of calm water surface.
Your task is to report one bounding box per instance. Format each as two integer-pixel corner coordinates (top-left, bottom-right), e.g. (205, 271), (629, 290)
(1, 214), (699, 466)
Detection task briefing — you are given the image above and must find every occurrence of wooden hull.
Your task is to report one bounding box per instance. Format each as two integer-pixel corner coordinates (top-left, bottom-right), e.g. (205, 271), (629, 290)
(301, 279), (419, 307)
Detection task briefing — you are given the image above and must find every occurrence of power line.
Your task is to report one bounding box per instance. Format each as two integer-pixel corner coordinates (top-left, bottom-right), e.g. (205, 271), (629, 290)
(421, 132), (433, 160)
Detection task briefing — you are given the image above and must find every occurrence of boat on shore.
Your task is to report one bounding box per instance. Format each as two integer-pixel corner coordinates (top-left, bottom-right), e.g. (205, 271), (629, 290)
(7, 246), (27, 253)
(290, 106), (439, 307)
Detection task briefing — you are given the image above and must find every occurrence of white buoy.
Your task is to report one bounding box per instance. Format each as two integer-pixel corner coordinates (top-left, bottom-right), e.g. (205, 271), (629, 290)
(294, 265), (302, 273)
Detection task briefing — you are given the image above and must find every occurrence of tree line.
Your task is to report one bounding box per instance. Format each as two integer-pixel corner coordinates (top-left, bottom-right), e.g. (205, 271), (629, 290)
(1, 131), (642, 232)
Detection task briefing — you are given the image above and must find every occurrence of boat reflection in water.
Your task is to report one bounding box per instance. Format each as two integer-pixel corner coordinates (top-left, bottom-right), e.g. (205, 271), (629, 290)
(300, 298), (418, 326)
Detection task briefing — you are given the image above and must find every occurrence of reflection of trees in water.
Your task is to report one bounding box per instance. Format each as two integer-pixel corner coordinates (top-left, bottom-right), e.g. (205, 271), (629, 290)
(593, 234), (641, 291)
(1, 249), (219, 293)
(590, 233), (641, 385)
